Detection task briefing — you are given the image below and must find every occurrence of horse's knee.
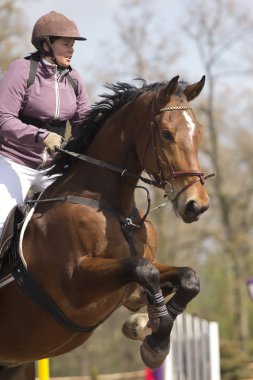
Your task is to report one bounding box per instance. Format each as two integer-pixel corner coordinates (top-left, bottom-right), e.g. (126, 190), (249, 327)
(180, 267), (200, 297)
(132, 258), (160, 294)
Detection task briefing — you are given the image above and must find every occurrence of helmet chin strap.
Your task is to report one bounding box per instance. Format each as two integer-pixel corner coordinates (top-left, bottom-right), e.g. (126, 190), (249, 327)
(41, 37), (55, 58)
(41, 37), (70, 69)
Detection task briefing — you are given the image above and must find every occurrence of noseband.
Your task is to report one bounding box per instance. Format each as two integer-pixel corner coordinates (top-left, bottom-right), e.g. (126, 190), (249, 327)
(148, 98), (214, 201)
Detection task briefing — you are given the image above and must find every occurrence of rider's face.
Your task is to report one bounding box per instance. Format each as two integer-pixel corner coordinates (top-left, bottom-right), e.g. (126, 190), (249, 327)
(43, 37), (75, 67)
(51, 38), (75, 67)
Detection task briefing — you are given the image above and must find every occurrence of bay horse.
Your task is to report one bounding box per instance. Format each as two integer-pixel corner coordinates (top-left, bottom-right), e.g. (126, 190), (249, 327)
(0, 75), (213, 379)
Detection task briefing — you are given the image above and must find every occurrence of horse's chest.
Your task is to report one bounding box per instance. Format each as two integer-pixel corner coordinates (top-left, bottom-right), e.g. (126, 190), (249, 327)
(100, 227), (147, 259)
(76, 210), (151, 259)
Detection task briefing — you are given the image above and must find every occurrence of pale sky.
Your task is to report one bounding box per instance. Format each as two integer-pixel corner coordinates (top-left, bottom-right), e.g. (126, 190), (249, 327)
(23, 0), (252, 98)
(26, 0), (124, 68)
(24, 0), (190, 94)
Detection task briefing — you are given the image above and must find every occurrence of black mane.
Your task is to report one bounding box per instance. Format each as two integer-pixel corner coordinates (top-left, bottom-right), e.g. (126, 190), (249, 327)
(47, 79), (188, 175)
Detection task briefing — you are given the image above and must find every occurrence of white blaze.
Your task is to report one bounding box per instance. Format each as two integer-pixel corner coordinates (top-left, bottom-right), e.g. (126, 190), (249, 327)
(183, 111), (196, 143)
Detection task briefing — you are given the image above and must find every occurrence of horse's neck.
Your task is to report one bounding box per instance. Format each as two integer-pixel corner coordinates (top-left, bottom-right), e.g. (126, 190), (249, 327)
(79, 148), (141, 215)
(53, 136), (142, 216)
(81, 107), (143, 212)
(53, 99), (148, 215)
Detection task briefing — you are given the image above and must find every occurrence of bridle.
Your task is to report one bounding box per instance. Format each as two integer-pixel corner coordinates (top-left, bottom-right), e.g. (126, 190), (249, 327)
(145, 96), (214, 201)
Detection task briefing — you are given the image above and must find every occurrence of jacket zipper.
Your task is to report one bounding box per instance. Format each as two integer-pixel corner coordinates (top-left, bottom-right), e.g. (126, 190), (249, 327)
(42, 69), (67, 166)
(54, 69), (69, 119)
(54, 73), (60, 119)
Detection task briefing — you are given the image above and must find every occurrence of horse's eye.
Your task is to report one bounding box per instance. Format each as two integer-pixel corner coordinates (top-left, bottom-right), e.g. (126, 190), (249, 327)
(162, 129), (174, 142)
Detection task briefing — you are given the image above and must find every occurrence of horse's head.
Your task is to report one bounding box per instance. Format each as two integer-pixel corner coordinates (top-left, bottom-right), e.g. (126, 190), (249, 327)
(139, 76), (212, 223)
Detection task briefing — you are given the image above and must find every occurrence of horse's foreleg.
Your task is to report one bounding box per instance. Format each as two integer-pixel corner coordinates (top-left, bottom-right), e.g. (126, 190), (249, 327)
(125, 259), (173, 369)
(122, 263), (200, 368)
(123, 264), (199, 336)
(74, 256), (163, 306)
(75, 256), (172, 368)
(154, 263), (200, 320)
(143, 264), (200, 368)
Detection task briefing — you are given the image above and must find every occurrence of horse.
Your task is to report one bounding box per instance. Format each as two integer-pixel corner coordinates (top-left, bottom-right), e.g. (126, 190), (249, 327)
(0, 75), (213, 379)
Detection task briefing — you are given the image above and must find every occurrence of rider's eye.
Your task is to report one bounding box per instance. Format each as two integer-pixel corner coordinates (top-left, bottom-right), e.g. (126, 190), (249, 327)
(162, 129), (174, 142)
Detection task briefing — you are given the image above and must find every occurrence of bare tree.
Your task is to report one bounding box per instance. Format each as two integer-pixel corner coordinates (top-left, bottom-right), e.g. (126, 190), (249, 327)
(90, 0), (181, 85)
(105, 0), (253, 353)
(181, 0), (253, 348)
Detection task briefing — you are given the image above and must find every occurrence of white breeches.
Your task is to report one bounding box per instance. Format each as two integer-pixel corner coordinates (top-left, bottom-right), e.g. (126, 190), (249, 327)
(0, 154), (55, 239)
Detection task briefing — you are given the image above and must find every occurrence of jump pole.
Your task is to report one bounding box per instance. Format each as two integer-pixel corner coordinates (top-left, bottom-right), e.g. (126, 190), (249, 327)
(38, 358), (50, 380)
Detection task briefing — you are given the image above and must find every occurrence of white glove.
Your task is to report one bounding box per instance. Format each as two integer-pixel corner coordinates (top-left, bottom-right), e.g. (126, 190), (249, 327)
(43, 132), (62, 153)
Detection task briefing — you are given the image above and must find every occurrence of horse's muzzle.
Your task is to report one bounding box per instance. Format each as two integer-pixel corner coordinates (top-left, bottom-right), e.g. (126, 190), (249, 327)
(182, 199), (209, 223)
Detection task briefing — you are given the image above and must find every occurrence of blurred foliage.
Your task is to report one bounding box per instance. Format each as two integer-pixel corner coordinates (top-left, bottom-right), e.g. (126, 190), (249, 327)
(0, 0), (32, 74)
(90, 367), (99, 380)
(220, 340), (252, 380)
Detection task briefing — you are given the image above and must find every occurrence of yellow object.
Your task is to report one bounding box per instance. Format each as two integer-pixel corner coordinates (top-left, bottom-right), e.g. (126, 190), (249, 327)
(38, 359), (50, 380)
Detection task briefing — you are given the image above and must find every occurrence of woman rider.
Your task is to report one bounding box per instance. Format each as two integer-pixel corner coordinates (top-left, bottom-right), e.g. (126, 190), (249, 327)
(0, 11), (90, 239)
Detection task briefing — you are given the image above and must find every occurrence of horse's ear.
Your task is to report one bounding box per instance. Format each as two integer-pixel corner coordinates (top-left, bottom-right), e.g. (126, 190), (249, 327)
(184, 75), (205, 101)
(159, 75), (180, 102)
(166, 75), (180, 98)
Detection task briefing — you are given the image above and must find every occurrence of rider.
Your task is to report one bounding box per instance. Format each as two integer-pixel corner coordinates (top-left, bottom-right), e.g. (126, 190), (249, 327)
(0, 11), (90, 239)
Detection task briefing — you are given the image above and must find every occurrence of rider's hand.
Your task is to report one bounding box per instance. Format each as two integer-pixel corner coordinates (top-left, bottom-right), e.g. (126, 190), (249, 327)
(43, 132), (62, 153)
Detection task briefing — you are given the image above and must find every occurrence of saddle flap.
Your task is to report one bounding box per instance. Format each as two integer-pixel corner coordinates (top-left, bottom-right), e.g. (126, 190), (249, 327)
(0, 205), (26, 271)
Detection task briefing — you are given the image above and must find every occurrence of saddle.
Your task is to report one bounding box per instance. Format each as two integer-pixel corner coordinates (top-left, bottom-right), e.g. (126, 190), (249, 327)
(0, 192), (40, 275)
(0, 205), (26, 274)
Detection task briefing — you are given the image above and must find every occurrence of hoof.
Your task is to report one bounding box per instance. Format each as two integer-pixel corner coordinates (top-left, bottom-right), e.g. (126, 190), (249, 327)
(122, 313), (151, 341)
(140, 336), (170, 369)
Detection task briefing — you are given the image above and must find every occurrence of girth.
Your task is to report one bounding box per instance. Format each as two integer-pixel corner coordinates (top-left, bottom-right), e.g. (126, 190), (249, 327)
(19, 115), (67, 138)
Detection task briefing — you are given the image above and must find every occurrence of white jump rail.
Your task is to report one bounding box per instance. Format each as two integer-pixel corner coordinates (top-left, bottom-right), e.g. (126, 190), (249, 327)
(164, 313), (220, 380)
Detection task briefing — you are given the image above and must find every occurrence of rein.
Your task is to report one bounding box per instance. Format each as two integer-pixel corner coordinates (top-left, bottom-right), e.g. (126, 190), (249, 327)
(56, 147), (161, 188)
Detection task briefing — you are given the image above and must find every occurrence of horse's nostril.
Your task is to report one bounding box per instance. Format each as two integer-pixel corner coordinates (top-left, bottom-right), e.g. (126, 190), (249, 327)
(185, 200), (209, 218)
(185, 200), (198, 216)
